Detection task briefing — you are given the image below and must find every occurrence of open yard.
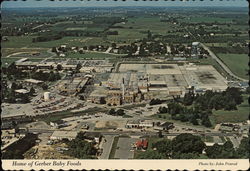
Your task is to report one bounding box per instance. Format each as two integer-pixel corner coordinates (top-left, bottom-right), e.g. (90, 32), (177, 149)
(216, 53), (248, 80)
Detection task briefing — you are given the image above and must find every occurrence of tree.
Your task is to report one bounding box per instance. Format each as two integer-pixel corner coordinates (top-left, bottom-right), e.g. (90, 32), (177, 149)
(29, 87), (35, 96)
(108, 108), (116, 115)
(201, 115), (212, 127)
(111, 43), (116, 48)
(116, 109), (125, 116)
(149, 98), (162, 105)
(152, 139), (172, 157)
(147, 30), (152, 40)
(41, 84), (48, 90)
(57, 64), (62, 71)
(136, 150), (165, 159)
(237, 137), (249, 158)
(21, 94), (30, 103)
(158, 106), (168, 113)
(206, 141), (237, 159)
(100, 97), (106, 104)
(172, 133), (206, 154)
(52, 47), (57, 52)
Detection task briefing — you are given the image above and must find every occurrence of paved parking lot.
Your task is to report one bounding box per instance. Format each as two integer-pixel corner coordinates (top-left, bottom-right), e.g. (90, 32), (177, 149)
(114, 137), (139, 159)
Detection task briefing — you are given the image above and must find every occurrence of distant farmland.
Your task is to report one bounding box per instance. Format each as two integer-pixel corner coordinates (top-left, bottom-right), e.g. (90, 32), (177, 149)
(217, 53), (248, 80)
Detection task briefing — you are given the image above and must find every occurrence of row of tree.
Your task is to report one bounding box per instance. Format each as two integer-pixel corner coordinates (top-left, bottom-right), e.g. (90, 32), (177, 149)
(108, 108), (125, 116)
(158, 102), (212, 127)
(64, 133), (97, 159)
(183, 87), (243, 111)
(136, 133), (249, 159)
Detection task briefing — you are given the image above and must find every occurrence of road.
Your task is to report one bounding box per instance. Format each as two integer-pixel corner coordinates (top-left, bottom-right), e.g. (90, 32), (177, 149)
(28, 128), (237, 137)
(200, 43), (247, 82)
(99, 135), (115, 159)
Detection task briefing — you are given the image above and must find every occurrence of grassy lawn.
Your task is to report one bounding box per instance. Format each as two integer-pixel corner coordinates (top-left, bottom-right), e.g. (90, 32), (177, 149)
(216, 53), (248, 79)
(201, 136), (214, 143)
(109, 136), (119, 159)
(210, 95), (249, 124)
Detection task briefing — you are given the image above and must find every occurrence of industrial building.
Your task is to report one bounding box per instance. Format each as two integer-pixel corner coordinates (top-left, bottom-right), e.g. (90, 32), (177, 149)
(50, 131), (78, 141)
(57, 77), (90, 96)
(89, 62), (228, 105)
(125, 119), (154, 129)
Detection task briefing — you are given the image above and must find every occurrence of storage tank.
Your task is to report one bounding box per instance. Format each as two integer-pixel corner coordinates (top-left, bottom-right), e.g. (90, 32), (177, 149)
(44, 92), (50, 101)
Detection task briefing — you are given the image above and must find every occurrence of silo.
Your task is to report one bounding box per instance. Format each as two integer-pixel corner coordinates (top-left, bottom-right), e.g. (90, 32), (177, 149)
(44, 92), (50, 101)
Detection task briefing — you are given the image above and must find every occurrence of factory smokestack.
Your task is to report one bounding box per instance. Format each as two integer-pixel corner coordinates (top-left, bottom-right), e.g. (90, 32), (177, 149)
(122, 77), (125, 100)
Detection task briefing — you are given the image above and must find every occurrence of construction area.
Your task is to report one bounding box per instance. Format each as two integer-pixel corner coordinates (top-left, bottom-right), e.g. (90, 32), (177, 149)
(89, 63), (228, 105)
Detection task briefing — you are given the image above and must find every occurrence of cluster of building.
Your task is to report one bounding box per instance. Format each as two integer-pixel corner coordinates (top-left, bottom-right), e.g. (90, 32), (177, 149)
(125, 119), (174, 131)
(57, 74), (91, 96)
(14, 58), (114, 73)
(89, 63), (228, 105)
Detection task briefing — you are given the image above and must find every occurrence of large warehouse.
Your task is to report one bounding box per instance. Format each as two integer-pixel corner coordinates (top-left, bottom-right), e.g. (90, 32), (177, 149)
(89, 63), (228, 105)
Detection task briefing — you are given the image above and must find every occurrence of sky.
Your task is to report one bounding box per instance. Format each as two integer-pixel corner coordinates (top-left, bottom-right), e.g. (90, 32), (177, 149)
(1, 0), (248, 8)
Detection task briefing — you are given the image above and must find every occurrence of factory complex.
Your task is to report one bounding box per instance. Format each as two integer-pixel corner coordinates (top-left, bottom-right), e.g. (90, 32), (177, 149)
(89, 63), (228, 105)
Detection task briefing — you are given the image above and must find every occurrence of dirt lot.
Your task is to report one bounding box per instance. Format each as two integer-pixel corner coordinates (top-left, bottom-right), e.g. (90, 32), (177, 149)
(24, 143), (74, 159)
(95, 120), (126, 129)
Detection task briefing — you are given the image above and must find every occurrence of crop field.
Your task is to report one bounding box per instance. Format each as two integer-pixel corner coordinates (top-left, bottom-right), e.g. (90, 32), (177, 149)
(108, 16), (177, 43)
(211, 95), (249, 124)
(179, 16), (233, 23)
(216, 53), (248, 79)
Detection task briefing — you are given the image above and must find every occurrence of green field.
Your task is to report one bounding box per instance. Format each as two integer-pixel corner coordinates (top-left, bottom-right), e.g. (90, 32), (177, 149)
(211, 95), (249, 124)
(2, 36), (111, 48)
(62, 51), (125, 59)
(1, 57), (43, 67)
(180, 16), (233, 23)
(107, 16), (176, 43)
(216, 53), (248, 79)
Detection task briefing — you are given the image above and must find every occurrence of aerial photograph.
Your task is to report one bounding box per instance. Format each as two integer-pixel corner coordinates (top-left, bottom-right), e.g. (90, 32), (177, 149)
(1, 0), (249, 163)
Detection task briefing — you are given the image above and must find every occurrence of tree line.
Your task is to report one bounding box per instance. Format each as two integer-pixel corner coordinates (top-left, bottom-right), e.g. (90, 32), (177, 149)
(136, 133), (249, 159)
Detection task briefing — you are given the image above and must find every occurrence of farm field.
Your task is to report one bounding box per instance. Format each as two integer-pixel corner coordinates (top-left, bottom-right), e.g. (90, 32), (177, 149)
(216, 53), (248, 79)
(179, 16), (233, 23)
(2, 36), (111, 49)
(108, 16), (177, 43)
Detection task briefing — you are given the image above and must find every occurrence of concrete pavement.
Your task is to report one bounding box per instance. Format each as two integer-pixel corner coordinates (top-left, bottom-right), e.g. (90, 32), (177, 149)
(99, 135), (115, 159)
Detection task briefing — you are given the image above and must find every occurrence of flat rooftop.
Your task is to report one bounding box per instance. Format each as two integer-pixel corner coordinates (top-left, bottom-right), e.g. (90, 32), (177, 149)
(117, 63), (228, 91)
